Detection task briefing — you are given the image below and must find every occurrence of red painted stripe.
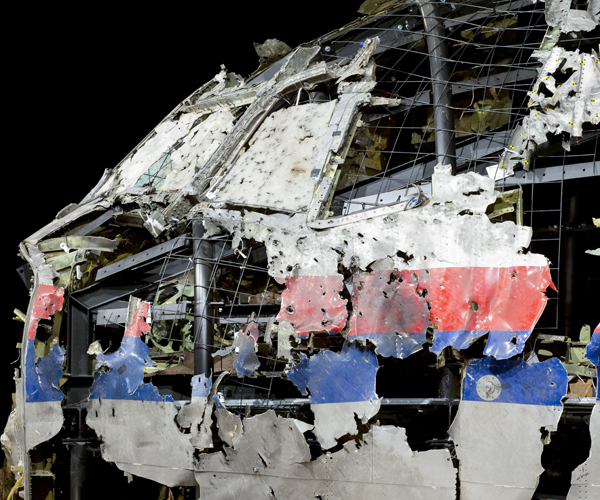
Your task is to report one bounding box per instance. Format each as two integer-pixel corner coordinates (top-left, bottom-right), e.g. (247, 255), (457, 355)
(414, 266), (553, 334)
(348, 270), (429, 338)
(277, 275), (348, 337)
(27, 284), (64, 339)
(124, 300), (151, 337)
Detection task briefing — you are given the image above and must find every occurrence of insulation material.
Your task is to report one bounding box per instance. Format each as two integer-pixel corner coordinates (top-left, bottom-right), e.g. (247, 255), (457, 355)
(347, 270), (429, 358)
(86, 297), (196, 486)
(207, 101), (336, 212)
(205, 165), (551, 359)
(276, 275), (348, 337)
(196, 411), (456, 500)
(449, 357), (568, 499)
(95, 109), (235, 196)
(567, 323), (600, 499)
(285, 342), (381, 449)
(276, 320), (296, 361)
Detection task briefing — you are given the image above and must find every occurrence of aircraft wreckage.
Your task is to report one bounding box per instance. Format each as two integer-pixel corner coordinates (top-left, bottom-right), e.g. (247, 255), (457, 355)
(2, 0), (599, 498)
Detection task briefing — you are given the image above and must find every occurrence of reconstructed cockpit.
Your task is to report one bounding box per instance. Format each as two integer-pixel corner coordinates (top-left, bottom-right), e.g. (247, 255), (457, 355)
(2, 0), (599, 498)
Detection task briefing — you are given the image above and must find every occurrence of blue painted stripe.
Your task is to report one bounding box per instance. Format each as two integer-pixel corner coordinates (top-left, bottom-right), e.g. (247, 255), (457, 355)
(285, 342), (379, 404)
(25, 338), (65, 403)
(586, 329), (600, 368)
(462, 357), (567, 406)
(191, 373), (212, 398)
(432, 329), (530, 358)
(89, 337), (172, 402)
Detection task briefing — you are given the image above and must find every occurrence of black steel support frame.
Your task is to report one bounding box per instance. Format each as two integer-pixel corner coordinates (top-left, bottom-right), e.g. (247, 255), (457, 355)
(418, 0), (457, 172)
(193, 219), (214, 378)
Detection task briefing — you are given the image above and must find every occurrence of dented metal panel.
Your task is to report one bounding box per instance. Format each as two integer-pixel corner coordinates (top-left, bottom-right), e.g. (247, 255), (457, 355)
(449, 358), (568, 498)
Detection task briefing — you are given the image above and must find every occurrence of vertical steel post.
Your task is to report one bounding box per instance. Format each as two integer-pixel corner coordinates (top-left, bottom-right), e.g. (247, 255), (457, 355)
(193, 219), (214, 378)
(69, 444), (89, 500)
(418, 0), (457, 172)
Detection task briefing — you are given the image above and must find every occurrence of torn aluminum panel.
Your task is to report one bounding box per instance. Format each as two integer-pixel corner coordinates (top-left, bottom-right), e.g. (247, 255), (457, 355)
(544, 0), (599, 32)
(177, 373), (213, 449)
(196, 411), (456, 500)
(347, 269), (429, 358)
(501, 47), (600, 171)
(449, 357), (568, 499)
(285, 342), (380, 449)
(205, 165), (552, 359)
(86, 297), (196, 487)
(206, 101), (336, 212)
(93, 108), (235, 198)
(213, 399), (243, 448)
(567, 323), (600, 499)
(415, 265), (555, 359)
(276, 275), (348, 337)
(23, 284), (65, 448)
(213, 317), (261, 376)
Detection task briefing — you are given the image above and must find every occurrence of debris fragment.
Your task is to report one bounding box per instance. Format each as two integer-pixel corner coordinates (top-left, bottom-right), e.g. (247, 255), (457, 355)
(286, 342), (380, 448)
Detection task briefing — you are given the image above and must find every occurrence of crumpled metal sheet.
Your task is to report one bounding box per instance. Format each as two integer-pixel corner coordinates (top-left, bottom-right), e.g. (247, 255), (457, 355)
(415, 265), (555, 359)
(347, 270), (429, 358)
(567, 403), (600, 499)
(276, 275), (348, 337)
(86, 398), (196, 487)
(449, 357), (568, 499)
(502, 47), (600, 171)
(25, 342), (65, 403)
(286, 342), (381, 448)
(177, 373), (214, 449)
(27, 284), (64, 341)
(196, 411), (456, 499)
(24, 284), (66, 403)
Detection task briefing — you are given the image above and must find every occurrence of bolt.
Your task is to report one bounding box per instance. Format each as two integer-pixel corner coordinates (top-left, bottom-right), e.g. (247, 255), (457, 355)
(324, 46), (331, 53)
(397, 25), (403, 30)
(253, 467), (259, 473)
